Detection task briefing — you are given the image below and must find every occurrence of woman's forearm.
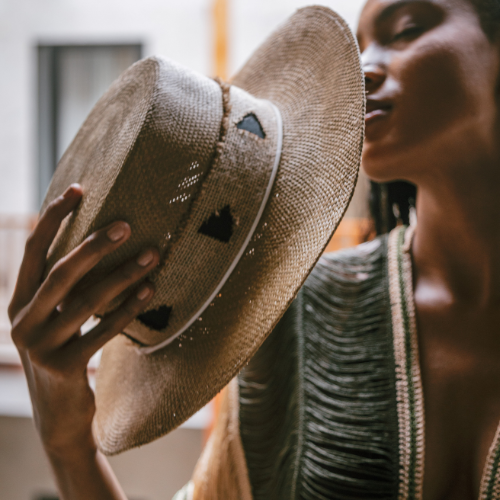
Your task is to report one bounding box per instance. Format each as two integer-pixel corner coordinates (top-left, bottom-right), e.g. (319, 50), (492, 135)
(47, 446), (127, 500)
(8, 186), (157, 500)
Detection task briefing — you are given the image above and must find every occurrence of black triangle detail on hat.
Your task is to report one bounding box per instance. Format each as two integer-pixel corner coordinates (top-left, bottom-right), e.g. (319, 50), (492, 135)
(138, 305), (173, 331)
(198, 205), (234, 243)
(237, 113), (265, 138)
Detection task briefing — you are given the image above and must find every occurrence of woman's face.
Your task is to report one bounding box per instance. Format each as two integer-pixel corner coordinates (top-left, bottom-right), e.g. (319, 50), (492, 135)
(358, 0), (500, 183)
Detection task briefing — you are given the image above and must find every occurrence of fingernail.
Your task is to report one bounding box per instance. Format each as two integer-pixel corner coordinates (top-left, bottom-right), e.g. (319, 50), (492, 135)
(63, 184), (80, 198)
(107, 223), (127, 242)
(137, 285), (152, 301)
(137, 249), (154, 267)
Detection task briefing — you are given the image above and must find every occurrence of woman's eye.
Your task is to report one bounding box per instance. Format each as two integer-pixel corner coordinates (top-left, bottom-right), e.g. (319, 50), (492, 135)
(392, 25), (424, 42)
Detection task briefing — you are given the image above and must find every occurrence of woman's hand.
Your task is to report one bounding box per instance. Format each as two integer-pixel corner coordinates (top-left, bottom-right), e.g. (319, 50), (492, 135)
(8, 184), (159, 499)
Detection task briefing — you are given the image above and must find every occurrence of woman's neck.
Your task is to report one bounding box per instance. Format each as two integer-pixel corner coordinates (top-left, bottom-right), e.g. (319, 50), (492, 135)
(412, 167), (500, 307)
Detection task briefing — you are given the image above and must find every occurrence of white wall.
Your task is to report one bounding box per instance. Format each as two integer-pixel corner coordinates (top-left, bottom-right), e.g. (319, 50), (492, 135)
(0, 0), (366, 214)
(230, 0), (365, 75)
(0, 0), (212, 214)
(0, 415), (203, 500)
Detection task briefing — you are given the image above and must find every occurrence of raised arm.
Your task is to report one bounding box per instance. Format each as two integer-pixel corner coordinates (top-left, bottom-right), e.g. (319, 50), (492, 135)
(8, 184), (159, 500)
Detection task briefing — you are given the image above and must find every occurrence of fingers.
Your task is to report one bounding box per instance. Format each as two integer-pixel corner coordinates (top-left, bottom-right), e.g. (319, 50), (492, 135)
(67, 283), (155, 364)
(10, 184), (83, 318)
(46, 248), (159, 348)
(27, 220), (132, 327)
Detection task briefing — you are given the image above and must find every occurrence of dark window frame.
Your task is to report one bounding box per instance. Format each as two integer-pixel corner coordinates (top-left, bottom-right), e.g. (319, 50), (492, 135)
(37, 43), (143, 207)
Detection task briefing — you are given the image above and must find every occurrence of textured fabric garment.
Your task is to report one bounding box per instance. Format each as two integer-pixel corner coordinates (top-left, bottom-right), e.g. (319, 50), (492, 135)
(190, 379), (252, 500)
(387, 226), (425, 499)
(175, 226), (500, 499)
(171, 379), (252, 500)
(172, 482), (194, 500)
(238, 235), (400, 499)
(174, 234), (400, 499)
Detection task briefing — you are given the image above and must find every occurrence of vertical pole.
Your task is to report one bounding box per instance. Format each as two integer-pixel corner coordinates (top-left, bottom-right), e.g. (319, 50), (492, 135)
(204, 0), (229, 444)
(213, 0), (228, 80)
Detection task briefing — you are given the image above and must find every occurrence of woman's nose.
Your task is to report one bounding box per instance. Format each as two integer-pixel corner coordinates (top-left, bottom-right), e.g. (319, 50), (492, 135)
(364, 64), (386, 93)
(361, 44), (387, 93)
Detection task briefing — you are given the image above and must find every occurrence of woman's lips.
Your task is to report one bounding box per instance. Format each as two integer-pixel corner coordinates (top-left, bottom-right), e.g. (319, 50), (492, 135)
(365, 99), (393, 125)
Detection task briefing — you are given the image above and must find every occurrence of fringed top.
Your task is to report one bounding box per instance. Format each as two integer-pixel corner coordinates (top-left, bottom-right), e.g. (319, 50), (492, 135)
(174, 226), (500, 500)
(239, 233), (400, 499)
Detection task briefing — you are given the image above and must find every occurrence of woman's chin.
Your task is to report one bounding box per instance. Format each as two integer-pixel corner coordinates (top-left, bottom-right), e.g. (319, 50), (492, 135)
(361, 143), (407, 183)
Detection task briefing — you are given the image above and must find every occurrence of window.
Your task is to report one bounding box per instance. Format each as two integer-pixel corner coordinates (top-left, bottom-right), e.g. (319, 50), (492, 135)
(37, 44), (142, 205)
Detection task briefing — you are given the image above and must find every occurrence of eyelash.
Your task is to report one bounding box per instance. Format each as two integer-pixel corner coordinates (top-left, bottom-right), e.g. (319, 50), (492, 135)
(392, 25), (424, 42)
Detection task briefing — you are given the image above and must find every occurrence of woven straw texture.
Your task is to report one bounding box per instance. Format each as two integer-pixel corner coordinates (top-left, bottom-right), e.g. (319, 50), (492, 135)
(41, 6), (365, 454)
(127, 85), (281, 346)
(43, 57), (223, 299)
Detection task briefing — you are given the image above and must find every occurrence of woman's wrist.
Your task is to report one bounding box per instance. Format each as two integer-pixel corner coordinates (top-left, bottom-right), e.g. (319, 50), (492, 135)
(43, 432), (98, 465)
(46, 445), (127, 500)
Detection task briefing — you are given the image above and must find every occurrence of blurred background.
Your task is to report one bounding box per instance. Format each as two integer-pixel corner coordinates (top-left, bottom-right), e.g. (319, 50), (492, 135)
(0, 0), (370, 498)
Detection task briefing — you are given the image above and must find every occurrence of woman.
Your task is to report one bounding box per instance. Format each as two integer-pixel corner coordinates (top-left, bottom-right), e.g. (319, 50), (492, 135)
(8, 0), (500, 498)
(359, 0), (500, 496)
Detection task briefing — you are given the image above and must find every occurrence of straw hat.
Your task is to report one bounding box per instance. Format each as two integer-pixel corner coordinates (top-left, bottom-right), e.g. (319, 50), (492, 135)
(41, 6), (365, 454)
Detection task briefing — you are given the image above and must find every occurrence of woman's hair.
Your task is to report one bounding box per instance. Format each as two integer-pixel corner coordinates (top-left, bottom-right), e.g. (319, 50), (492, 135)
(369, 181), (416, 236)
(470, 0), (500, 36)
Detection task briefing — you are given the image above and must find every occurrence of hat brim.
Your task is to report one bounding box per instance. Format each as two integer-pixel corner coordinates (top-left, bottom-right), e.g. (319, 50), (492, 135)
(94, 6), (365, 454)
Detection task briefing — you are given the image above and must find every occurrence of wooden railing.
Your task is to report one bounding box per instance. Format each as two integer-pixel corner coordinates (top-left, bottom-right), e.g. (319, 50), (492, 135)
(0, 215), (36, 346)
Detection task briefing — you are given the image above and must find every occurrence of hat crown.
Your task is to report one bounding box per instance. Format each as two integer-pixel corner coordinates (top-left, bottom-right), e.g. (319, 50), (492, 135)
(132, 85), (282, 348)
(46, 55), (283, 348)
(45, 56), (223, 301)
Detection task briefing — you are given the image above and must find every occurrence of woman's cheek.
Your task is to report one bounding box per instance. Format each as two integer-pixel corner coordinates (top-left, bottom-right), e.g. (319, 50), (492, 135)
(394, 41), (472, 150)
(362, 23), (495, 182)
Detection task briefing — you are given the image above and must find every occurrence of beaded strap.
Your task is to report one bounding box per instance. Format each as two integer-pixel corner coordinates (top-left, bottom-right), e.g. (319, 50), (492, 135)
(388, 226), (425, 500)
(480, 423), (500, 498)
